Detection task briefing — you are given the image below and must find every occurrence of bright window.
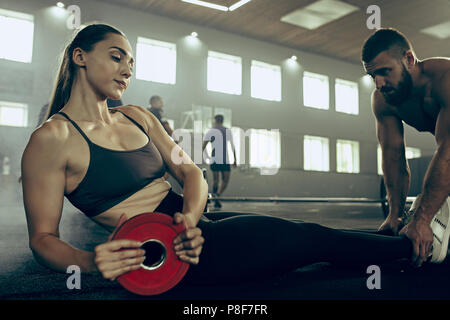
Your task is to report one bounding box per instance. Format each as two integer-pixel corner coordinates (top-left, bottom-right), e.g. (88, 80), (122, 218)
(136, 37), (176, 84)
(304, 135), (329, 171)
(406, 147), (421, 160)
(0, 101), (28, 127)
(207, 51), (242, 95)
(303, 71), (329, 110)
(249, 129), (281, 169)
(0, 9), (34, 63)
(336, 139), (360, 173)
(377, 145), (383, 175)
(335, 78), (359, 115)
(251, 60), (281, 102)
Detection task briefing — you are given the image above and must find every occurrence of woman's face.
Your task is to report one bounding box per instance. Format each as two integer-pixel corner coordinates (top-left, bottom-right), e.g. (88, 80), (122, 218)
(78, 33), (134, 100)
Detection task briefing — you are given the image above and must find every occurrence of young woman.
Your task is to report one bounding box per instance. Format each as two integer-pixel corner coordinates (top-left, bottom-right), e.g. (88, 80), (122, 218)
(21, 24), (448, 286)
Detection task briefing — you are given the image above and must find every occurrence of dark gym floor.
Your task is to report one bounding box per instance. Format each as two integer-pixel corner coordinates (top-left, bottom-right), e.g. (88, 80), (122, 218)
(1, 174), (449, 301)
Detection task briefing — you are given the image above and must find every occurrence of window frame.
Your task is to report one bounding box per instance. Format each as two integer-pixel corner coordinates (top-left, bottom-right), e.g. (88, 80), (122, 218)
(207, 50), (242, 95)
(250, 60), (282, 102)
(135, 36), (177, 84)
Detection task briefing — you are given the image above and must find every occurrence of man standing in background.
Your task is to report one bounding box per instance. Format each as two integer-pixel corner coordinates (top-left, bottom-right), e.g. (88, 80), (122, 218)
(203, 114), (237, 208)
(148, 95), (174, 137)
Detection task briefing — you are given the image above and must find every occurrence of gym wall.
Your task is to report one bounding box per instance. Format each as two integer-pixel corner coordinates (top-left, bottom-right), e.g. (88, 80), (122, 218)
(0, 0), (436, 197)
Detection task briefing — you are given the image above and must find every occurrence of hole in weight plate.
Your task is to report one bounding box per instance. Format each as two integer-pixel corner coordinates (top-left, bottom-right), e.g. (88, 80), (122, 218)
(141, 239), (166, 270)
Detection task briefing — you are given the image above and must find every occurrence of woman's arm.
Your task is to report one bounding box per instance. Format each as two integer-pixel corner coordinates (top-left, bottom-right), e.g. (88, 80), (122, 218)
(129, 106), (209, 226)
(22, 123), (145, 278)
(22, 124), (97, 273)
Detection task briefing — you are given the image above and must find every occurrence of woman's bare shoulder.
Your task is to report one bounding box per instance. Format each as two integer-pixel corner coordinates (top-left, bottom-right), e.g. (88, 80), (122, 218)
(25, 115), (71, 157)
(113, 104), (159, 130)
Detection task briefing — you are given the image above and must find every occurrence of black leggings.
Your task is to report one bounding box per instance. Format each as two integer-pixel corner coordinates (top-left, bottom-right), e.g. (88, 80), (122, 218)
(155, 190), (412, 285)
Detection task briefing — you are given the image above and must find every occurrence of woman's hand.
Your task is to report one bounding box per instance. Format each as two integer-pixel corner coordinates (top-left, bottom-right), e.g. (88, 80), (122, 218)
(96, 213), (145, 281)
(173, 212), (204, 265)
(94, 239), (145, 281)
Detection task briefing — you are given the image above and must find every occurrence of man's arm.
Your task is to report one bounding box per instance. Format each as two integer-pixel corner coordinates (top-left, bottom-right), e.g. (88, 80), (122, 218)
(228, 129), (237, 166)
(398, 72), (450, 266)
(231, 144), (237, 166)
(373, 90), (410, 233)
(411, 73), (450, 224)
(161, 120), (174, 137)
(202, 129), (213, 164)
(202, 140), (209, 151)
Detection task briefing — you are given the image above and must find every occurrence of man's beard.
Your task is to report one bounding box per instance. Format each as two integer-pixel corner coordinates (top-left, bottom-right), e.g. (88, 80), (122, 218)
(382, 65), (413, 105)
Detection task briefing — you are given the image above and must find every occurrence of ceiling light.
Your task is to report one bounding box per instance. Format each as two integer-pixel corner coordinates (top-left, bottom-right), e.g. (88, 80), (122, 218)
(420, 21), (450, 39)
(181, 0), (252, 12)
(281, 0), (359, 30)
(229, 0), (252, 11)
(181, 0), (228, 12)
(56, 2), (65, 8)
(191, 31), (198, 37)
(290, 55), (298, 61)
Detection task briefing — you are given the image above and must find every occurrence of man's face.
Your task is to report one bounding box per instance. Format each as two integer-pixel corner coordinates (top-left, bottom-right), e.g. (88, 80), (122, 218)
(363, 50), (413, 105)
(152, 98), (163, 109)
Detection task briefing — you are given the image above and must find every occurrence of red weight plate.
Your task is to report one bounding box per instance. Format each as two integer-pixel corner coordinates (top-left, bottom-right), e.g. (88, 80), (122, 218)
(111, 212), (189, 295)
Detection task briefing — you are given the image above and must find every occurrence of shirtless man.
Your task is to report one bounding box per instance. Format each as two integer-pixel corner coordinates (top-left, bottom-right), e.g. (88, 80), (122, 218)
(361, 28), (450, 266)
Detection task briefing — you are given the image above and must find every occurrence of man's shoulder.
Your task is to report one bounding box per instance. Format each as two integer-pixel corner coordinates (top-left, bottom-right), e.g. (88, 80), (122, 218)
(422, 59), (450, 102)
(205, 126), (217, 135)
(206, 125), (231, 130)
(434, 70), (450, 106)
(422, 58), (450, 80)
(204, 126), (228, 138)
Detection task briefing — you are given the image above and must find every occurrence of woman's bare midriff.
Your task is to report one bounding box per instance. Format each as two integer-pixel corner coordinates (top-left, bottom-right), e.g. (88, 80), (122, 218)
(91, 178), (171, 232)
(52, 108), (172, 232)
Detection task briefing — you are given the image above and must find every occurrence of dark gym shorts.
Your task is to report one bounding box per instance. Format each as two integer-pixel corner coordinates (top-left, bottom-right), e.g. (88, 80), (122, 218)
(210, 163), (231, 172)
(154, 189), (208, 219)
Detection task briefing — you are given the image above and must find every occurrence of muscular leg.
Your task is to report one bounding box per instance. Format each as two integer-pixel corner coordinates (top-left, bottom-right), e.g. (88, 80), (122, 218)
(212, 171), (219, 195)
(184, 215), (412, 285)
(217, 171), (230, 196)
(211, 170), (224, 208)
